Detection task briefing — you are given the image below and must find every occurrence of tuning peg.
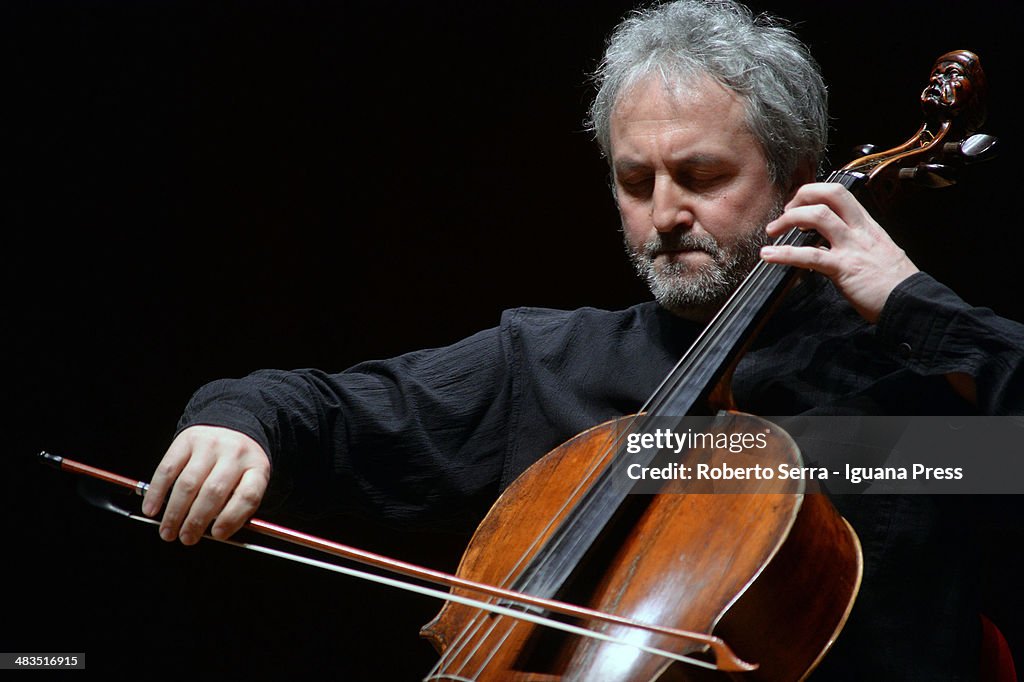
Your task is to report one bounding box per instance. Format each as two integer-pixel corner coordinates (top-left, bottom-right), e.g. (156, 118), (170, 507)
(942, 134), (1000, 164)
(851, 144), (879, 158)
(898, 163), (958, 188)
(959, 134), (1000, 164)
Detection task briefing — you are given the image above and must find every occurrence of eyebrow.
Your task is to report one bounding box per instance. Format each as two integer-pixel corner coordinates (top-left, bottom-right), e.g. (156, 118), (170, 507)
(613, 153), (729, 175)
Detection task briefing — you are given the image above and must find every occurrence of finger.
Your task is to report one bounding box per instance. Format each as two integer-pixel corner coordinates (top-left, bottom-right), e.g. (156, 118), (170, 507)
(158, 452), (217, 543)
(760, 244), (836, 276)
(785, 182), (870, 229)
(766, 204), (850, 246)
(210, 467), (270, 540)
(177, 459), (244, 545)
(143, 436), (192, 517)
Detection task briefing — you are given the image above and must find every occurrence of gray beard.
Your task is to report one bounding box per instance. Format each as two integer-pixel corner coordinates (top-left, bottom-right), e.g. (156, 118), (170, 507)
(625, 201), (782, 315)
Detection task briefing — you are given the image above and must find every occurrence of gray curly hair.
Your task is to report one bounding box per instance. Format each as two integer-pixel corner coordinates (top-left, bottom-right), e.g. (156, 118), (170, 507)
(586, 0), (828, 187)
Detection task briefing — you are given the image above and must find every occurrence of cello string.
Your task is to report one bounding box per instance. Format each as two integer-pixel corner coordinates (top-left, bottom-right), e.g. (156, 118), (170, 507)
(430, 605), (511, 679)
(463, 617), (520, 680)
(435, 423), (628, 673)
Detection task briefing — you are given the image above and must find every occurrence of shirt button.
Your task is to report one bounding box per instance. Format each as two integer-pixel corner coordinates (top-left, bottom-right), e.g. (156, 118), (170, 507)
(897, 342), (913, 358)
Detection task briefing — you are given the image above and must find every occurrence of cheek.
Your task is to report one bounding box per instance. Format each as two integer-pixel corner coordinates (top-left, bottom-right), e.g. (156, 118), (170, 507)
(717, 198), (776, 246)
(690, 200), (735, 239)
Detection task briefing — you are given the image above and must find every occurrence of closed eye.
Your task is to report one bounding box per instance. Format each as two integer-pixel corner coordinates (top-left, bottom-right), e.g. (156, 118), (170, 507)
(685, 173), (727, 191)
(616, 174), (654, 198)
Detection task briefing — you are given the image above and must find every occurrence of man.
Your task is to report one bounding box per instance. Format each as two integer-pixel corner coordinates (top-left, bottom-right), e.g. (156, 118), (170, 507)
(143, 1), (1022, 678)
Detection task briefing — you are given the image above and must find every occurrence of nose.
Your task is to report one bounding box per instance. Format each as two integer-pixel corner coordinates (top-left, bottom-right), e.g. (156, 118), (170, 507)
(650, 174), (694, 234)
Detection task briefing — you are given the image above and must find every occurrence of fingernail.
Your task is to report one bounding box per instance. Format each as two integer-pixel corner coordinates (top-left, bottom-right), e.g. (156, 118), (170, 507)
(160, 527), (174, 542)
(761, 246), (776, 257)
(142, 501), (153, 516)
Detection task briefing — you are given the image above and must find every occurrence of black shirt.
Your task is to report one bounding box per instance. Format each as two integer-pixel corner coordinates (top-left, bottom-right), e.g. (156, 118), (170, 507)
(179, 271), (1024, 680)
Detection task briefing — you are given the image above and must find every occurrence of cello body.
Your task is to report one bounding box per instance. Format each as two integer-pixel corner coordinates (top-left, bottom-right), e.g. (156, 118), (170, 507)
(422, 412), (862, 681)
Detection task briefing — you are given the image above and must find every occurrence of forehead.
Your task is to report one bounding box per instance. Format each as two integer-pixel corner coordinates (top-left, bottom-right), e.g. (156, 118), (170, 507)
(935, 59), (969, 74)
(608, 73), (761, 164)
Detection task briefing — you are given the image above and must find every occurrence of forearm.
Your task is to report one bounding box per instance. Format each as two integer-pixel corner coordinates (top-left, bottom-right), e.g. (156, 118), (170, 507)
(175, 328), (516, 526)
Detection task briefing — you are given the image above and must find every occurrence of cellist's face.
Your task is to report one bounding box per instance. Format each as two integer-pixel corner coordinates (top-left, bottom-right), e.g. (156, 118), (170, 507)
(611, 74), (784, 321)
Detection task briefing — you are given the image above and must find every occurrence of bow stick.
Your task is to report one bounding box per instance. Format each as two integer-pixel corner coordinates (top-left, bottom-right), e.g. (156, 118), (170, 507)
(39, 451), (756, 673)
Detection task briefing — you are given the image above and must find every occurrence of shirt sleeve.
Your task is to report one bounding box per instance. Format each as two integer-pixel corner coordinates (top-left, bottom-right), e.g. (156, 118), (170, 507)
(875, 271), (1024, 414)
(176, 323), (517, 529)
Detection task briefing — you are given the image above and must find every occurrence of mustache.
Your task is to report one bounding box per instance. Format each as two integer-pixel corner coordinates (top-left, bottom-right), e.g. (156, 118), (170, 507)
(637, 232), (725, 260)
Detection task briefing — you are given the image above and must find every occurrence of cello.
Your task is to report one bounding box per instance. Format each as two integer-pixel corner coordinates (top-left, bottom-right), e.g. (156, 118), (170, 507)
(43, 50), (997, 680)
(419, 50), (997, 682)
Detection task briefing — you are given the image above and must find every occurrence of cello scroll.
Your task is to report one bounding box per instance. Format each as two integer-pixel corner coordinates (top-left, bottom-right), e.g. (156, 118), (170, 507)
(844, 50), (999, 190)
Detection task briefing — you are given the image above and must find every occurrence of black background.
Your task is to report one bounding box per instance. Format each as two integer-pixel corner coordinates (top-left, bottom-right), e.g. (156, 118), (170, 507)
(6, 1), (1023, 679)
